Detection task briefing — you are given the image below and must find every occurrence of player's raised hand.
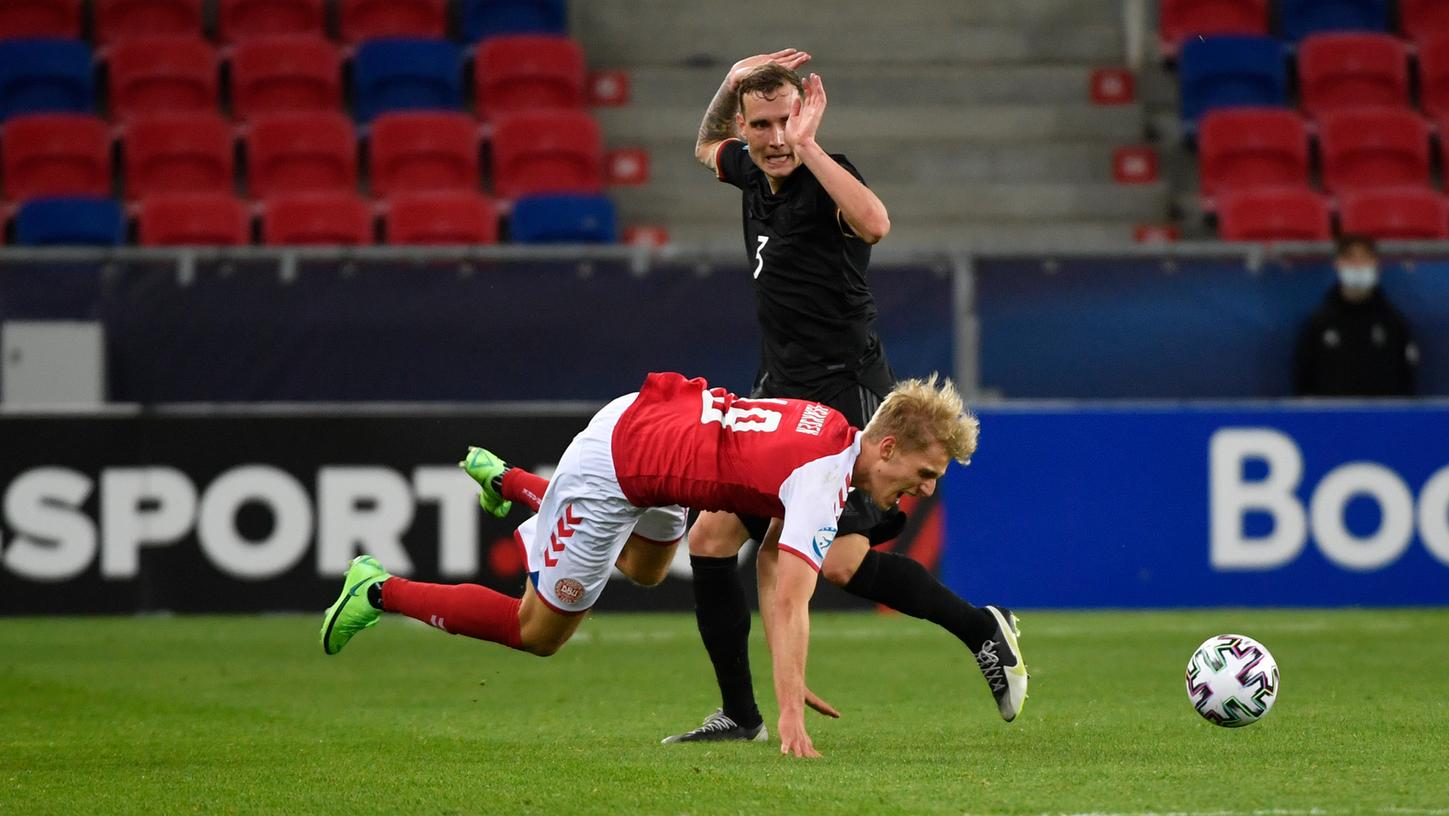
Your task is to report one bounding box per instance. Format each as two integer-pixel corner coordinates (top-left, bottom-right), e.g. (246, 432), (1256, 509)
(727, 48), (812, 89)
(785, 72), (827, 150)
(778, 714), (822, 759)
(805, 686), (841, 718)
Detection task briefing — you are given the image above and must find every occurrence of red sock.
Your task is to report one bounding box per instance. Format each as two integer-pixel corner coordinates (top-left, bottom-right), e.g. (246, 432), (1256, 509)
(502, 468), (549, 513)
(380, 577), (523, 650)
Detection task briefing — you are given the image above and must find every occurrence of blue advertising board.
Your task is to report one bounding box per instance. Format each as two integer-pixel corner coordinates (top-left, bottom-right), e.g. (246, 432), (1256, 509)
(941, 403), (1449, 607)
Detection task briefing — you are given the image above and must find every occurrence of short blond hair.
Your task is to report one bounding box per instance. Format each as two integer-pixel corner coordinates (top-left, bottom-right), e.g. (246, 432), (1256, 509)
(862, 374), (979, 464)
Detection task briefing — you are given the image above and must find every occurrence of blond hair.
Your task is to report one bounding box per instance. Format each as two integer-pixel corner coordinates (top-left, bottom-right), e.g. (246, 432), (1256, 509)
(862, 374), (979, 464)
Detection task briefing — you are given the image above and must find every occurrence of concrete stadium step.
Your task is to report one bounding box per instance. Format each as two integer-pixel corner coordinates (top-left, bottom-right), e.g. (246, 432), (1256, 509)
(596, 104), (1144, 146)
(655, 220), (1142, 252)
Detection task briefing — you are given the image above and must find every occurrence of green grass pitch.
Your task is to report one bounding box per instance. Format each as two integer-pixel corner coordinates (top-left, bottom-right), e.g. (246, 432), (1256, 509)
(3, 609), (1447, 815)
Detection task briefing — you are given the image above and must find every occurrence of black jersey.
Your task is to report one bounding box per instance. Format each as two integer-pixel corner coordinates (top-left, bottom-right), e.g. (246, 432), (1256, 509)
(715, 138), (887, 395)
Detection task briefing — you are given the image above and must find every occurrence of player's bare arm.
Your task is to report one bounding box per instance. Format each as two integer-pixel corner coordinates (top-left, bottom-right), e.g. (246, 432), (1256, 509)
(770, 550), (822, 758)
(757, 520), (841, 718)
(695, 48), (811, 172)
(786, 73), (891, 244)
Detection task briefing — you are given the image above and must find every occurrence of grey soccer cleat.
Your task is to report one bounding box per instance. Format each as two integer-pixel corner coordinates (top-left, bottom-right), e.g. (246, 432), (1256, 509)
(975, 605), (1029, 722)
(661, 709), (769, 744)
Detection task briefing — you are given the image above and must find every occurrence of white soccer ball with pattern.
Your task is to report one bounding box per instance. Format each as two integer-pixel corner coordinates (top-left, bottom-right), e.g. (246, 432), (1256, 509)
(1184, 634), (1280, 727)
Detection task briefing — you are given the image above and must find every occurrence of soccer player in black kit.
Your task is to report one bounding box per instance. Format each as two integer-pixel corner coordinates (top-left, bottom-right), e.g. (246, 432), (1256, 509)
(662, 49), (1027, 745)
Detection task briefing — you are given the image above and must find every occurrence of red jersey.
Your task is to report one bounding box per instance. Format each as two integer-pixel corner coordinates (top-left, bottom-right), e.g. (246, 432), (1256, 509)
(611, 372), (861, 570)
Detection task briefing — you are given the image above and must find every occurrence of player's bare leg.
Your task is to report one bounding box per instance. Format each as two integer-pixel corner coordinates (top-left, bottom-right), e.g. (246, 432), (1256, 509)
(517, 581), (587, 656)
(615, 534), (678, 587)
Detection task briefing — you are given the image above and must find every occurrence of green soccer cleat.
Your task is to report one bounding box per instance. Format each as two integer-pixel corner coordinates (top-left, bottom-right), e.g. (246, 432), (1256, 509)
(460, 445), (513, 518)
(319, 555), (389, 656)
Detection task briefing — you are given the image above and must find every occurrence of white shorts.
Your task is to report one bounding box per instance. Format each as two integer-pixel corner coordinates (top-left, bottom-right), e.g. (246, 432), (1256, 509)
(514, 393), (688, 614)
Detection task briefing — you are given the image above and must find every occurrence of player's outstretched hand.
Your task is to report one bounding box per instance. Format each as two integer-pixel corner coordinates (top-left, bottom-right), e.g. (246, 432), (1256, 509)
(805, 686), (841, 718)
(778, 714), (822, 759)
(785, 72), (827, 150)
(727, 48), (812, 90)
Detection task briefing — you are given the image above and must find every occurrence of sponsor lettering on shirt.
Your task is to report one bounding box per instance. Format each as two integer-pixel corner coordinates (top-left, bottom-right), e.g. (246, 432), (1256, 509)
(794, 403), (831, 436)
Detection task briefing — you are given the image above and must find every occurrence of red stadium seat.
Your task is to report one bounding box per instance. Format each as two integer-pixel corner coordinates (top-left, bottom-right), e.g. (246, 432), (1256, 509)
(1217, 187), (1332, 241)
(1317, 107), (1431, 194)
(339, 0), (447, 44)
(0, 0), (83, 38)
(1159, 0), (1269, 56)
(218, 0), (326, 43)
(385, 191), (498, 244)
(94, 0), (202, 44)
(1, 113), (110, 201)
(137, 192), (251, 245)
(262, 192), (374, 244)
(123, 112), (234, 198)
(1296, 33), (1409, 118)
(229, 36), (342, 121)
(367, 111), (479, 196)
(475, 35), (586, 120)
(1400, 0), (1449, 41)
(1416, 34), (1449, 118)
(246, 111), (356, 197)
(107, 36), (218, 120)
(490, 110), (603, 198)
(1339, 187), (1449, 239)
(1197, 107), (1310, 198)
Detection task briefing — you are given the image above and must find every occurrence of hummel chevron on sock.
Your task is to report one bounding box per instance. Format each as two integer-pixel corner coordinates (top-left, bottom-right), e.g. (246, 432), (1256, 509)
(380, 577), (523, 650)
(499, 468), (548, 513)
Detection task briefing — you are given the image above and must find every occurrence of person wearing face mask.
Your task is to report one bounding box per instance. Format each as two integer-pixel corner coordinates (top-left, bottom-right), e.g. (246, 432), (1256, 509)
(1293, 235), (1420, 397)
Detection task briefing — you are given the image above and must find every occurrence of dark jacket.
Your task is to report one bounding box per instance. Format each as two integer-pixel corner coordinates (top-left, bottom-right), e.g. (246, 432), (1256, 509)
(1294, 286), (1419, 397)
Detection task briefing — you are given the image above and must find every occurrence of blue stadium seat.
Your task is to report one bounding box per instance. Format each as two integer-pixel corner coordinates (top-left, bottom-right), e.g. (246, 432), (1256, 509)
(0, 38), (93, 121)
(1179, 36), (1287, 127)
(1280, 0), (1389, 41)
(509, 193), (615, 243)
(461, 0), (566, 42)
(14, 197), (125, 245)
(351, 38), (461, 123)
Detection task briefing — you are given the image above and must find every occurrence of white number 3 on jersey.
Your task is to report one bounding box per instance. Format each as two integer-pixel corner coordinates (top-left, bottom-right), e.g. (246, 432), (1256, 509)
(754, 235), (769, 279)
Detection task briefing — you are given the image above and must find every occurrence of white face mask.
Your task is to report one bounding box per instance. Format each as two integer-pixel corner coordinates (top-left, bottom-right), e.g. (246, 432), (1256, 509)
(1337, 264), (1378, 291)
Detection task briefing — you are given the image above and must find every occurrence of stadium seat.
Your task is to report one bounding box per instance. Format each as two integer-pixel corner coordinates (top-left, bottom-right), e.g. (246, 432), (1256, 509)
(218, 0), (326, 43)
(123, 112), (235, 198)
(1415, 34), (1449, 118)
(1158, 0), (1268, 57)
(137, 192), (250, 245)
(1, 113), (110, 201)
(491, 109), (602, 198)
(229, 36), (342, 121)
(1400, 0), (1449, 41)
(1279, 0), (1389, 42)
(246, 112), (356, 197)
(509, 193), (615, 243)
(93, 0), (203, 44)
(460, 0), (568, 43)
(339, 0), (447, 44)
(475, 35), (585, 119)
(106, 36), (218, 120)
(1318, 107), (1431, 194)
(0, 0), (83, 39)
(1296, 33), (1409, 118)
(367, 111), (479, 196)
(351, 38), (463, 123)
(1178, 36), (1287, 126)
(1217, 187), (1332, 241)
(262, 192), (374, 245)
(13, 196), (124, 245)
(1339, 187), (1449, 239)
(385, 191), (498, 244)
(0, 38), (94, 121)
(1197, 107), (1309, 198)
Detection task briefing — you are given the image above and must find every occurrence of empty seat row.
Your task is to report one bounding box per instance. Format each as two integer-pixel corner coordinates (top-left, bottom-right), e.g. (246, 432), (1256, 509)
(0, 0), (566, 45)
(1217, 185), (1449, 240)
(1160, 0), (1449, 52)
(0, 35), (585, 123)
(0, 110), (603, 202)
(8, 191), (614, 245)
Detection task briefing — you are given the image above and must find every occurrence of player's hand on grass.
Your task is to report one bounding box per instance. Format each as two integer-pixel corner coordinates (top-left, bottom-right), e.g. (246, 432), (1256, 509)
(727, 48), (812, 90)
(785, 72), (826, 151)
(778, 714), (821, 758)
(805, 686), (841, 718)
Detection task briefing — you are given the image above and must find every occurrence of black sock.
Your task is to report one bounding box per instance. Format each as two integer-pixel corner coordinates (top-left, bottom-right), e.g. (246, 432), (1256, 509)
(843, 549), (997, 650)
(690, 554), (762, 729)
(366, 581), (384, 610)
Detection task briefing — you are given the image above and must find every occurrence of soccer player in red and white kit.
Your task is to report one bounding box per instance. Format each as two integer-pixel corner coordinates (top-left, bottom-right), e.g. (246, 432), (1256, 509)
(320, 371), (1024, 758)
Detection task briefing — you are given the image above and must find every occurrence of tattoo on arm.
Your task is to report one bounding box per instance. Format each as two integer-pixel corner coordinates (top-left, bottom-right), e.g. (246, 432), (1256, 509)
(697, 81), (738, 151)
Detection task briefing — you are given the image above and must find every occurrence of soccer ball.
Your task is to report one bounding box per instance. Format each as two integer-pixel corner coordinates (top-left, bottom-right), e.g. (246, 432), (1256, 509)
(1185, 634), (1280, 727)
